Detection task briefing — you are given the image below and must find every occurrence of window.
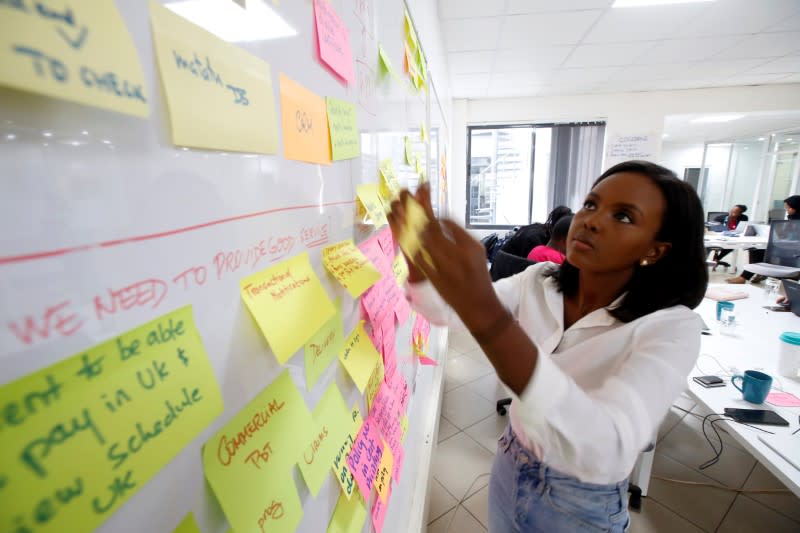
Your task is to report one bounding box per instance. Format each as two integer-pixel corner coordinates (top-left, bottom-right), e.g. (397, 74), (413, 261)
(466, 122), (605, 229)
(467, 126), (534, 228)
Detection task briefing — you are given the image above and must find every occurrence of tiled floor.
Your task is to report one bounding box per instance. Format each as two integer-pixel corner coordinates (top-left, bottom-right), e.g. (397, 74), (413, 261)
(426, 314), (800, 532)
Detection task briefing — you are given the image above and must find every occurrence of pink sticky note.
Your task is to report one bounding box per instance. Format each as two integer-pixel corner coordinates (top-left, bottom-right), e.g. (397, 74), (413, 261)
(419, 355), (438, 366)
(385, 369), (409, 413)
(413, 313), (431, 343)
(767, 391), (800, 407)
(313, 0), (355, 83)
(370, 385), (403, 458)
(395, 295), (411, 325)
(377, 227), (396, 258)
(347, 418), (384, 501)
(371, 483), (391, 533)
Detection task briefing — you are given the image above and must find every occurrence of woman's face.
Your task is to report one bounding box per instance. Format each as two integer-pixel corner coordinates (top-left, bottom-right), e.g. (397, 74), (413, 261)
(729, 205), (743, 218)
(785, 202), (796, 216)
(567, 172), (668, 274)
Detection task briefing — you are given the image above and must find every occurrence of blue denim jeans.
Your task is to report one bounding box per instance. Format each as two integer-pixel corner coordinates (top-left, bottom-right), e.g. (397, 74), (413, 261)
(489, 425), (629, 532)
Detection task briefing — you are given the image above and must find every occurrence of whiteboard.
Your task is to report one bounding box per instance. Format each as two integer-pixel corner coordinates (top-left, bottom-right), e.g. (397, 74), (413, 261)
(0, 0), (448, 532)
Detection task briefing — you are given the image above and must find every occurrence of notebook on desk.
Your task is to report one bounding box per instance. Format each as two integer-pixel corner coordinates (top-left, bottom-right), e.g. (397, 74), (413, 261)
(758, 434), (800, 471)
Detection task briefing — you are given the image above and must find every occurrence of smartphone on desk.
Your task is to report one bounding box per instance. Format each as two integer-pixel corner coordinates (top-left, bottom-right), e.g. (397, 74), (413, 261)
(724, 408), (790, 426)
(763, 304), (791, 312)
(693, 375), (725, 388)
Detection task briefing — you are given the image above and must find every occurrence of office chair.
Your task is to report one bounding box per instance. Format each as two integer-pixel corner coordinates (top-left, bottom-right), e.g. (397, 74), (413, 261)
(742, 220), (800, 279)
(706, 211), (727, 223)
(706, 211), (734, 270)
(768, 208), (786, 223)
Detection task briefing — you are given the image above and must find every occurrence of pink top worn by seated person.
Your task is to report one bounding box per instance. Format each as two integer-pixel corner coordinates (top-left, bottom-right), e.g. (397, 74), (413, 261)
(527, 245), (565, 264)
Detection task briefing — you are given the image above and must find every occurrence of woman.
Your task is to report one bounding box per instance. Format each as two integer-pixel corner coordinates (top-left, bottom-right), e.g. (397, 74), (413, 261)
(726, 195), (800, 284)
(500, 205), (573, 258)
(709, 204), (748, 269)
(389, 161), (707, 532)
(526, 215), (572, 264)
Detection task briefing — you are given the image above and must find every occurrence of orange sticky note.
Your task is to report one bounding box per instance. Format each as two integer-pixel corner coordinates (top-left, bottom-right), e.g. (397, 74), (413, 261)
(279, 73), (331, 164)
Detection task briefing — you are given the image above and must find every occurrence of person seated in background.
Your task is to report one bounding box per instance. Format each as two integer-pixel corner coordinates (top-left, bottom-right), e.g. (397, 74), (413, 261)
(710, 204), (748, 269)
(500, 206), (573, 258)
(726, 195), (800, 284)
(527, 215), (572, 264)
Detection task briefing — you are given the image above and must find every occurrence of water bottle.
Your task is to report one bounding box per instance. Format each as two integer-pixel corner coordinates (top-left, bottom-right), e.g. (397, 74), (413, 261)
(764, 277), (781, 303)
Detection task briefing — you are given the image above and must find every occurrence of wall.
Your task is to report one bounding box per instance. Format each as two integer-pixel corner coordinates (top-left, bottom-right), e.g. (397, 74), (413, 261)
(660, 142), (704, 179)
(451, 83), (800, 235)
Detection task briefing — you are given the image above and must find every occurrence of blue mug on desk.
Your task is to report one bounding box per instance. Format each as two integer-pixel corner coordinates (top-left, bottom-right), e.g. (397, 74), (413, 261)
(731, 370), (773, 404)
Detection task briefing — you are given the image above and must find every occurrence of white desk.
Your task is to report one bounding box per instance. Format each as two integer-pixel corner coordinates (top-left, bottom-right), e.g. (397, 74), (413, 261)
(688, 284), (800, 496)
(703, 235), (768, 250)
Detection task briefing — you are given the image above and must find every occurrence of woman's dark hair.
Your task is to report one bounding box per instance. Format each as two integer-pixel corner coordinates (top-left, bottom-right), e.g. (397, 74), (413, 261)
(784, 195), (800, 219)
(550, 215), (573, 242)
(544, 206), (573, 237)
(550, 160), (708, 322)
(735, 204), (747, 214)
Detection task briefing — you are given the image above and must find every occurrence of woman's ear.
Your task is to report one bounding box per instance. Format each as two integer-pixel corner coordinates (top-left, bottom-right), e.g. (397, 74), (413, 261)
(644, 241), (672, 265)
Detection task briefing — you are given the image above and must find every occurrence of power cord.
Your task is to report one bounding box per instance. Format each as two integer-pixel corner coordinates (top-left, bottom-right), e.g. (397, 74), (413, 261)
(443, 472), (491, 533)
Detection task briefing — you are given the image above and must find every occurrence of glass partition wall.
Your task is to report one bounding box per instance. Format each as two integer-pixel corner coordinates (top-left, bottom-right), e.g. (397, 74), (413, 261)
(699, 131), (800, 222)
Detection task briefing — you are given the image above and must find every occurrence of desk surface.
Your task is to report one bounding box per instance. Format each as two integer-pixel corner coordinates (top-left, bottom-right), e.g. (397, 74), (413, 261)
(704, 234), (768, 249)
(689, 284), (800, 496)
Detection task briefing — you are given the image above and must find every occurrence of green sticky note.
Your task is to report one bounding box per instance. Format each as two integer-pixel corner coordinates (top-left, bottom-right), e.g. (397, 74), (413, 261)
(173, 513), (202, 533)
(203, 370), (313, 533)
(0, 306), (222, 533)
(304, 301), (344, 389)
(326, 97), (360, 160)
(298, 382), (352, 496)
(378, 44), (393, 77)
(327, 488), (367, 533)
(404, 136), (413, 165)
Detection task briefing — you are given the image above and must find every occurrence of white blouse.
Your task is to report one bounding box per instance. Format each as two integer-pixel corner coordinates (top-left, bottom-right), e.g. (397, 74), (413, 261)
(407, 262), (702, 484)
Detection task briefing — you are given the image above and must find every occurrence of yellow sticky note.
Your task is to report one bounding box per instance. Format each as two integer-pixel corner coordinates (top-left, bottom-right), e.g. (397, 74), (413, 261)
(404, 9), (418, 51)
(392, 254), (409, 286)
(415, 154), (422, 174)
(377, 44), (393, 77)
(365, 358), (385, 410)
(397, 196), (431, 266)
(0, 0), (148, 117)
(356, 183), (389, 227)
(420, 124), (428, 143)
(326, 96), (360, 160)
(401, 415), (409, 442)
(374, 439), (393, 503)
(327, 488), (367, 533)
(379, 166), (401, 202)
(323, 239), (382, 298)
(240, 252), (336, 364)
(332, 405), (363, 498)
(0, 306), (222, 533)
(404, 136), (413, 165)
(149, 1), (278, 153)
(279, 73), (331, 164)
(338, 321), (381, 393)
(298, 382), (352, 497)
(173, 513), (202, 533)
(203, 370), (312, 533)
(304, 301), (344, 389)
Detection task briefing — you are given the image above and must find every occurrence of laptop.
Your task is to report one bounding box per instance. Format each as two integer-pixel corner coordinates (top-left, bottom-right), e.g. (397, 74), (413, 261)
(781, 279), (800, 317)
(722, 221), (748, 236)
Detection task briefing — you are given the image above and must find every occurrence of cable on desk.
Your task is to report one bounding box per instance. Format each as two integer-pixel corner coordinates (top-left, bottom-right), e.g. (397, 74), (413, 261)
(652, 476), (791, 494)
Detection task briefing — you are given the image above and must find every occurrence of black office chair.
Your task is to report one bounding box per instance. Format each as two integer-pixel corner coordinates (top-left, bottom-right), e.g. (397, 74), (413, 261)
(742, 220), (800, 279)
(706, 211), (727, 222)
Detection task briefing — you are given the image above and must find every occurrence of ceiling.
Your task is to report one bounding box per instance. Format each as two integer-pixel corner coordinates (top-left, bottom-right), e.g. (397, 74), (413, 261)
(439, 0), (800, 98)
(663, 110), (800, 143)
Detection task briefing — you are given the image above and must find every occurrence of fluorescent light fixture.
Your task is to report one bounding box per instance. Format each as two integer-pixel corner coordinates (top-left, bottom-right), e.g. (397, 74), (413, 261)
(758, 137), (765, 141)
(662, 133), (669, 138)
(690, 114), (744, 124)
(165, 0), (296, 42)
(613, 0), (714, 7)
(788, 138), (794, 142)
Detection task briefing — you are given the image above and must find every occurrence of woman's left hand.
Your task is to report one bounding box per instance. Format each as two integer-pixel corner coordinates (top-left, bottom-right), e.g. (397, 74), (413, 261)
(408, 187), (507, 334)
